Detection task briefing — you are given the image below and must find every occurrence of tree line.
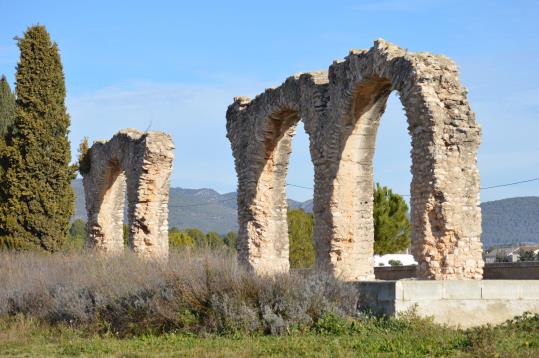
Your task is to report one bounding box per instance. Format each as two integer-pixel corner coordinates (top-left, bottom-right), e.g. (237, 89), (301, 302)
(66, 181), (412, 268)
(66, 219), (239, 251)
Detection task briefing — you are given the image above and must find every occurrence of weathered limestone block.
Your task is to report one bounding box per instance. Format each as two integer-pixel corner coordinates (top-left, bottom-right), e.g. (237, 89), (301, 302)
(82, 129), (174, 259)
(226, 39), (483, 280)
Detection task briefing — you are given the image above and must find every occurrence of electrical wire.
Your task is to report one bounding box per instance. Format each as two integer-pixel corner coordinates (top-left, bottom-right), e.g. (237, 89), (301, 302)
(168, 177), (539, 208)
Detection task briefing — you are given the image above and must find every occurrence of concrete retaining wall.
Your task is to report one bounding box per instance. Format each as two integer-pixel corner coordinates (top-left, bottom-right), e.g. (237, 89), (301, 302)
(374, 262), (539, 280)
(356, 280), (539, 327)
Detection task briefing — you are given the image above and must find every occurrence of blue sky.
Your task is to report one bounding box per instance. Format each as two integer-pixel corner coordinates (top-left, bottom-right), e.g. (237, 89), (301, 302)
(0, 0), (538, 202)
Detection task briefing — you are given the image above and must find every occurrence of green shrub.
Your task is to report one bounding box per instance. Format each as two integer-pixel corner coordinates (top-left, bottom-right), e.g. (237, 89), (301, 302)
(519, 250), (537, 262)
(223, 231), (237, 249)
(287, 209), (315, 268)
(64, 219), (86, 250)
(169, 228), (194, 248)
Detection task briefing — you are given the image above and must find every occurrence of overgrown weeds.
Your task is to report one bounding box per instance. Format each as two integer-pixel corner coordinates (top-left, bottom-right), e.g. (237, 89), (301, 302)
(2, 250), (539, 356)
(0, 249), (358, 337)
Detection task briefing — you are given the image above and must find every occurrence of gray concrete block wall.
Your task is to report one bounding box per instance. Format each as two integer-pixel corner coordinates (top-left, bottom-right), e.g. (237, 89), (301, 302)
(356, 280), (539, 327)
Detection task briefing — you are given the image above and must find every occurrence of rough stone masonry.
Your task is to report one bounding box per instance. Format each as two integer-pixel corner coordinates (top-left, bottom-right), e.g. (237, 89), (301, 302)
(226, 39), (483, 280)
(82, 129), (174, 259)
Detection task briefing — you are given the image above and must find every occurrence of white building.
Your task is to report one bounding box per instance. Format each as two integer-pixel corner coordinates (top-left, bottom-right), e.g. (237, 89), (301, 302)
(374, 254), (417, 266)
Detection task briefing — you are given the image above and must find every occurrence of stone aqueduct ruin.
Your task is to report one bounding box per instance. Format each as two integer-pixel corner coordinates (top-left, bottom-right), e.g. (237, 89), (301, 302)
(81, 40), (483, 280)
(81, 129), (174, 259)
(226, 39), (483, 280)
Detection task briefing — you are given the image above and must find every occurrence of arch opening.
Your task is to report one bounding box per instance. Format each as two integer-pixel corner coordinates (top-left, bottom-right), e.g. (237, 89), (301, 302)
(372, 91), (413, 261)
(286, 120), (315, 269)
(322, 76), (393, 280)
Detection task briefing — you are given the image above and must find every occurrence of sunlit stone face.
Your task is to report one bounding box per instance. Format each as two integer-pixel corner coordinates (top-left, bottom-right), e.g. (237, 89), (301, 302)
(226, 40), (483, 280)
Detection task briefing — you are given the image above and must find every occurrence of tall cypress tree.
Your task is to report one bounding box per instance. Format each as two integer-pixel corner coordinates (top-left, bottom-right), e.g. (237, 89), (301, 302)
(0, 25), (75, 251)
(0, 75), (15, 137)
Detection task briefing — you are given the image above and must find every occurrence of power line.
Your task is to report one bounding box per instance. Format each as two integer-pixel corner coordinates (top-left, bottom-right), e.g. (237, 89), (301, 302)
(286, 176), (539, 193)
(480, 177), (539, 190)
(168, 177), (539, 208)
(169, 197), (235, 208)
(286, 183), (314, 190)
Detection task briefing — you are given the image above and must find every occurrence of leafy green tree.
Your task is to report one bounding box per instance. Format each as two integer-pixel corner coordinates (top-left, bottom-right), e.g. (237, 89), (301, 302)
(77, 137), (91, 175)
(169, 227), (194, 248)
(65, 219), (86, 250)
(0, 25), (75, 251)
(69, 219), (86, 238)
(287, 209), (315, 268)
(223, 230), (238, 250)
(519, 249), (536, 262)
(373, 183), (411, 255)
(123, 224), (129, 246)
(0, 75), (15, 137)
(206, 231), (224, 248)
(185, 228), (206, 247)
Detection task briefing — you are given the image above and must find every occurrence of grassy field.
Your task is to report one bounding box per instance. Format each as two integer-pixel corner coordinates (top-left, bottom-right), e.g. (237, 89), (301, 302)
(1, 250), (538, 357)
(1, 313), (539, 357)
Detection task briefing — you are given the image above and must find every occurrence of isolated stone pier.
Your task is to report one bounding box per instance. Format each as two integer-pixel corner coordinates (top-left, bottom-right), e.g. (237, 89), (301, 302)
(81, 129), (174, 259)
(226, 39), (483, 280)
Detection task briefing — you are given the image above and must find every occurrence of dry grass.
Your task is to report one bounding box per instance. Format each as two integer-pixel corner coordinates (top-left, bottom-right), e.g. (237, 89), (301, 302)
(2, 250), (539, 356)
(0, 248), (358, 336)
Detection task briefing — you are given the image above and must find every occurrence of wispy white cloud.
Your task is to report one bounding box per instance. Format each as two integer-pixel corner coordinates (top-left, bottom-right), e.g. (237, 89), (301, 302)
(350, 0), (447, 13)
(65, 78), (539, 202)
(67, 78), (273, 192)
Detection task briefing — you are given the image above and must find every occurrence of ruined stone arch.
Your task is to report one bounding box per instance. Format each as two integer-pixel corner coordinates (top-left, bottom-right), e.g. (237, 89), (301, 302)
(226, 73), (328, 273)
(82, 129), (174, 259)
(227, 40), (483, 280)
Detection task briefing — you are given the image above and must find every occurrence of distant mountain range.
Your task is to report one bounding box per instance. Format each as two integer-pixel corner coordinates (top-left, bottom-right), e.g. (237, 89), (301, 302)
(72, 180), (539, 248)
(72, 179), (310, 234)
(480, 197), (539, 248)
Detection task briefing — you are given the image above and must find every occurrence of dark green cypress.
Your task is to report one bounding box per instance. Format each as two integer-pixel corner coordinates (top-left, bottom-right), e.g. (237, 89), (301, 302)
(0, 25), (75, 251)
(0, 75), (16, 137)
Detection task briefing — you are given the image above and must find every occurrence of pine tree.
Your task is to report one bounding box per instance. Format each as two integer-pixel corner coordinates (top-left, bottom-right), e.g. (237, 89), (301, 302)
(0, 25), (75, 251)
(373, 183), (411, 255)
(0, 75), (16, 137)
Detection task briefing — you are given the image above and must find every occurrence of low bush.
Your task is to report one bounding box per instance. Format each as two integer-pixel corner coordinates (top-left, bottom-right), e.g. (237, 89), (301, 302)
(2, 250), (538, 356)
(0, 249), (358, 337)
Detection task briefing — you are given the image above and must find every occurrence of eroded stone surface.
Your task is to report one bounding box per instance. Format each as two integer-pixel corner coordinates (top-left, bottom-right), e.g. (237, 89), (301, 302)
(226, 39), (483, 280)
(82, 129), (174, 259)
